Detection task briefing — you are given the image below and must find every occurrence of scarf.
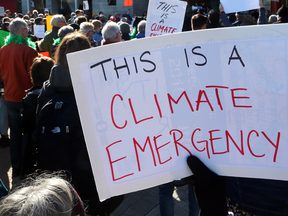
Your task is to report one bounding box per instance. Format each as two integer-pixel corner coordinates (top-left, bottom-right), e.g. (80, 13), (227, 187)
(5, 34), (36, 49)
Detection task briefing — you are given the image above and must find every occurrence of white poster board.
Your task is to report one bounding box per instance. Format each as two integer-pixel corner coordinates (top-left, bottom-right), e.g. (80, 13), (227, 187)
(221, 0), (259, 14)
(33, 25), (45, 38)
(83, 1), (89, 10)
(145, 0), (187, 37)
(0, 7), (4, 17)
(67, 24), (288, 201)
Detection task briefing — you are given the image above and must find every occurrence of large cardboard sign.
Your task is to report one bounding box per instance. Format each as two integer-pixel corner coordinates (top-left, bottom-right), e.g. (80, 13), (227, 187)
(145, 0), (187, 37)
(221, 0), (259, 14)
(67, 24), (288, 201)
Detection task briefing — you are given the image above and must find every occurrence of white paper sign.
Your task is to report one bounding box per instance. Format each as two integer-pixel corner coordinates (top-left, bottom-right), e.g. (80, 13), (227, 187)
(33, 25), (45, 38)
(67, 24), (288, 201)
(31, 1), (34, 7)
(0, 7), (4, 17)
(145, 0), (187, 37)
(221, 0), (259, 14)
(83, 1), (89, 10)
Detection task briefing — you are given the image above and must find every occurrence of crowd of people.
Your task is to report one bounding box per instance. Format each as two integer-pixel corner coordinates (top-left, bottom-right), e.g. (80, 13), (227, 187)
(0, 0), (288, 215)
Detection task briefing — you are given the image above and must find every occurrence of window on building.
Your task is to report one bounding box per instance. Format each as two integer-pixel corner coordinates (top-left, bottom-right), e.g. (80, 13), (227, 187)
(108, 0), (116, 5)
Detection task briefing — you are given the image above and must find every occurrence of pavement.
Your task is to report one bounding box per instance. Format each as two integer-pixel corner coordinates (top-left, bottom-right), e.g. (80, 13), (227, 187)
(0, 145), (191, 216)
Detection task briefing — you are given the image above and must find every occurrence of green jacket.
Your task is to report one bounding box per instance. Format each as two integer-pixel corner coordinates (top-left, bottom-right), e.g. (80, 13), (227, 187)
(43, 26), (60, 57)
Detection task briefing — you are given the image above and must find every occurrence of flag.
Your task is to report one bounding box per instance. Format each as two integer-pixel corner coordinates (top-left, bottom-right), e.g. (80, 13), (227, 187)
(124, 0), (133, 6)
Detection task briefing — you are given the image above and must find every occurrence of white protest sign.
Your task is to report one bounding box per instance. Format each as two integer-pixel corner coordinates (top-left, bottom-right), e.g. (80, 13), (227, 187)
(221, 0), (259, 14)
(145, 0), (187, 37)
(83, 1), (89, 10)
(33, 25), (45, 38)
(0, 7), (4, 17)
(31, 1), (34, 7)
(67, 24), (288, 201)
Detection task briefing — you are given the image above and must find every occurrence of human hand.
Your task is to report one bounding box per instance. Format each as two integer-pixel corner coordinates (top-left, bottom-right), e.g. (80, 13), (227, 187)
(259, 0), (263, 8)
(219, 3), (224, 13)
(187, 155), (228, 216)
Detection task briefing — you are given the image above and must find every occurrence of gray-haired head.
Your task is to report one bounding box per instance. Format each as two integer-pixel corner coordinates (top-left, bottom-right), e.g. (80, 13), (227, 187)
(79, 22), (94, 36)
(9, 18), (27, 36)
(58, 26), (74, 39)
(102, 21), (120, 41)
(0, 175), (75, 216)
(137, 20), (146, 33)
(51, 14), (65, 27)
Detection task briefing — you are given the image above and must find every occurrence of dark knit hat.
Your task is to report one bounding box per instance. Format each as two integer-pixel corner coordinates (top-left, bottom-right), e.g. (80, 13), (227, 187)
(277, 5), (288, 18)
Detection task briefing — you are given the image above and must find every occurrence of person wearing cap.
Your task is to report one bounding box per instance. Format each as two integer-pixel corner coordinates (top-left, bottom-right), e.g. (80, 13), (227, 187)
(273, 5), (288, 24)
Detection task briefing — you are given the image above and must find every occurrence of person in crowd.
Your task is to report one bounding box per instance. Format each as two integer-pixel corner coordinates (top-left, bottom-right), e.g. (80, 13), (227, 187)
(187, 155), (288, 216)
(131, 16), (145, 39)
(0, 173), (85, 216)
(2, 17), (11, 24)
(67, 12), (76, 24)
(115, 13), (120, 22)
(99, 14), (107, 26)
(191, 14), (208, 30)
(250, 10), (260, 24)
(23, 14), (30, 20)
(69, 23), (80, 31)
(71, 9), (84, 24)
(5, 10), (11, 18)
(268, 14), (278, 23)
(79, 22), (97, 47)
(52, 25), (74, 56)
(35, 32), (123, 215)
(220, 0), (266, 27)
(273, 5), (288, 24)
(74, 16), (87, 26)
(43, 14), (66, 57)
(21, 57), (54, 177)
(0, 79), (9, 149)
(34, 17), (44, 25)
(44, 10), (49, 17)
(1, 23), (9, 32)
(31, 10), (38, 18)
(119, 22), (130, 41)
(92, 20), (103, 46)
(135, 20), (146, 39)
(0, 18), (38, 178)
(207, 10), (222, 28)
(102, 21), (122, 45)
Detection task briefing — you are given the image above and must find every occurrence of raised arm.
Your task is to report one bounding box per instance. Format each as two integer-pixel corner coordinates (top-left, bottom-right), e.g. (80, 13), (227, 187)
(258, 0), (267, 24)
(219, 3), (234, 27)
